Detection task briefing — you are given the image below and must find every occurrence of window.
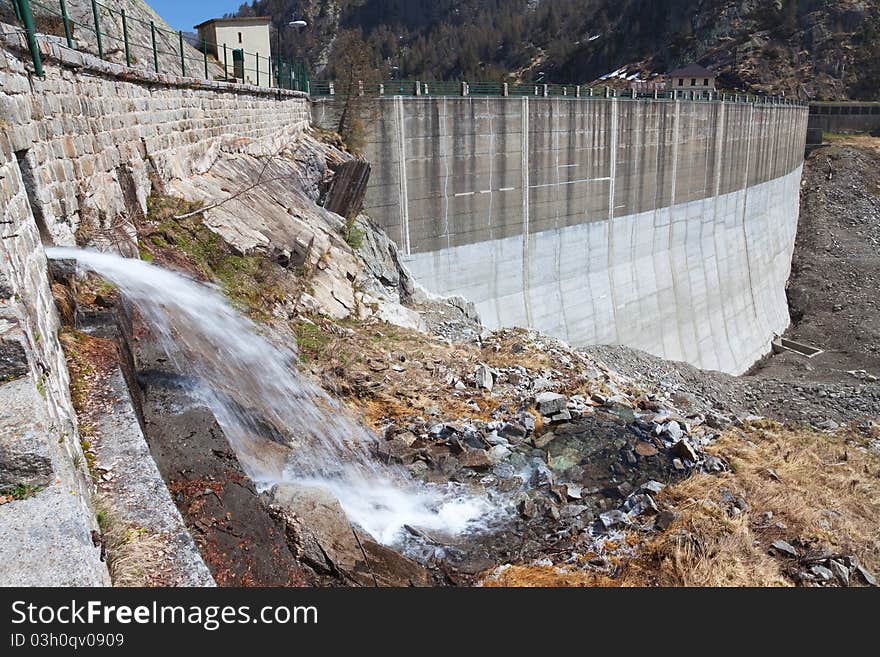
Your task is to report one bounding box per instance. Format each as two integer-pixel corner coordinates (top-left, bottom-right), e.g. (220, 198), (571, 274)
(690, 78), (696, 86)
(238, 32), (242, 43)
(703, 78), (708, 86)
(678, 79), (683, 86)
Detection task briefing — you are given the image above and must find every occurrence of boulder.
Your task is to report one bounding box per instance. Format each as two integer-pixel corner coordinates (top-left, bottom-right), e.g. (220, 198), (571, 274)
(267, 483), (361, 575)
(535, 392), (567, 416)
(672, 439), (698, 462)
(474, 364), (494, 391)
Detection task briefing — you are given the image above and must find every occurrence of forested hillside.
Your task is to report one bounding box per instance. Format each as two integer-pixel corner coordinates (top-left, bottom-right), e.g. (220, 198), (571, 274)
(233, 0), (880, 99)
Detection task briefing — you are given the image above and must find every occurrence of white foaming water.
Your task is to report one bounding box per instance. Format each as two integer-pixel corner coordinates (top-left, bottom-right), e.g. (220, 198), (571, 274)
(46, 247), (494, 545)
(291, 473), (496, 545)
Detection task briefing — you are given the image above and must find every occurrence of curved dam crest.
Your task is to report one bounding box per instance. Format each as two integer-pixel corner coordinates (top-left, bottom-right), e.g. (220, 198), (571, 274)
(314, 95), (809, 375)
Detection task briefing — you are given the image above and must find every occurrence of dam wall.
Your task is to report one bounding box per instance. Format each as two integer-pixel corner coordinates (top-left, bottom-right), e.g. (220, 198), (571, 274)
(809, 102), (880, 136)
(313, 96), (809, 374)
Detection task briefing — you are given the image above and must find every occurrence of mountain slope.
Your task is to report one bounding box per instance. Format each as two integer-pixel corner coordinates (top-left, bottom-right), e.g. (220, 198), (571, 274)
(234, 0), (880, 99)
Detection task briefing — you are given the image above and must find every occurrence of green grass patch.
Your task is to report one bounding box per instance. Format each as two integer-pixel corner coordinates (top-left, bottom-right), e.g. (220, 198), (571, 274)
(0, 483), (42, 501)
(292, 319), (333, 363)
(143, 195), (289, 319)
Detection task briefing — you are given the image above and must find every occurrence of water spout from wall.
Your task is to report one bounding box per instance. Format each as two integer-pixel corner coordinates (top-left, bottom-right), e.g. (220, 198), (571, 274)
(46, 247), (494, 545)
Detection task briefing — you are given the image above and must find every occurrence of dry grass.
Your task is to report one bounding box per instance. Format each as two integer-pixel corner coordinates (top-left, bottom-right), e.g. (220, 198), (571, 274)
(94, 496), (174, 587)
(480, 421), (880, 587)
(824, 133), (880, 155)
(483, 565), (620, 587)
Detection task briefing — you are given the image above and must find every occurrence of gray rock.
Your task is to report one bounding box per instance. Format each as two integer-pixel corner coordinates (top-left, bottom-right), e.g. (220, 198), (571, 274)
(0, 338), (29, 382)
(565, 484), (583, 500)
(828, 559), (850, 586)
(0, 379), (54, 489)
(474, 363), (493, 391)
(549, 409), (571, 423)
(599, 509), (629, 529)
(499, 422), (527, 440)
(705, 455), (726, 472)
(535, 392), (567, 416)
(0, 270), (12, 301)
(484, 431), (509, 446)
(641, 480), (665, 494)
(630, 494), (659, 516)
(519, 413), (536, 433)
(561, 504), (589, 519)
(810, 564), (834, 582)
(855, 565), (877, 587)
(664, 420), (684, 441)
(488, 444), (511, 461)
(672, 439), (698, 462)
(770, 539), (799, 558)
(268, 483), (360, 574)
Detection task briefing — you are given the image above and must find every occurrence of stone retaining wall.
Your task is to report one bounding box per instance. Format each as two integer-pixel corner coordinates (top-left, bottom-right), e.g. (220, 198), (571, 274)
(0, 25), (309, 584)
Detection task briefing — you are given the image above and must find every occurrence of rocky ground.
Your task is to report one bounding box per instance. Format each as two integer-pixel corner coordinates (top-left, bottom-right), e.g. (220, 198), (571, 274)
(42, 130), (880, 588)
(283, 139), (880, 586)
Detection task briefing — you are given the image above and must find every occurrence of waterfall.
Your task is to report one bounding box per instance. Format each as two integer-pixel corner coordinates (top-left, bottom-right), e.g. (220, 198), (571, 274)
(47, 247), (492, 545)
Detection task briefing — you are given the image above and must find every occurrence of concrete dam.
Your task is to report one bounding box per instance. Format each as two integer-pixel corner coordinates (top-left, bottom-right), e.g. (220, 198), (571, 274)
(313, 96), (809, 374)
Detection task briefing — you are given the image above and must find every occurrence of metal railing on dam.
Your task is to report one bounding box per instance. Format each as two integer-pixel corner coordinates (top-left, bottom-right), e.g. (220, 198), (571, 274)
(314, 94), (810, 375)
(5, 0), (309, 91)
(311, 78), (805, 106)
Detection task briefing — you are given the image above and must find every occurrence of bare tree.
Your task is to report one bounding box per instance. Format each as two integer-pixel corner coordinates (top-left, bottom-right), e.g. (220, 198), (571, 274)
(329, 29), (381, 153)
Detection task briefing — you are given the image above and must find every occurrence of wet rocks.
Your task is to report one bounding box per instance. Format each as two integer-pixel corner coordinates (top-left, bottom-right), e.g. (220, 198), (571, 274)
(460, 449), (492, 470)
(268, 483), (361, 575)
(268, 484), (434, 586)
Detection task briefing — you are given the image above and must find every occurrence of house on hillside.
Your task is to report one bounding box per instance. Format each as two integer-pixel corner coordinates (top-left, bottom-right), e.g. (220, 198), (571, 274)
(667, 64), (716, 91)
(195, 17), (272, 86)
